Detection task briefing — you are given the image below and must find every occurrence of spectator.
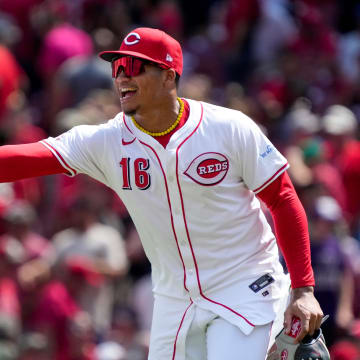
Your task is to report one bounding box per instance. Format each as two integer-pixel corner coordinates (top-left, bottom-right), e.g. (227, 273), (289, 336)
(51, 197), (128, 338)
(47, 28), (114, 119)
(0, 45), (26, 120)
(96, 341), (127, 360)
(99, 305), (148, 360)
(309, 196), (354, 346)
(322, 105), (360, 237)
(0, 242), (21, 359)
(37, 23), (93, 83)
(28, 274), (96, 360)
(330, 339), (360, 360)
(252, 0), (297, 65)
(338, 15), (360, 85)
(0, 201), (52, 267)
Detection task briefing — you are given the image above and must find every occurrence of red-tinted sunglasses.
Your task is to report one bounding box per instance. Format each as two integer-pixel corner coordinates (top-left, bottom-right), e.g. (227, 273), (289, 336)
(111, 56), (169, 78)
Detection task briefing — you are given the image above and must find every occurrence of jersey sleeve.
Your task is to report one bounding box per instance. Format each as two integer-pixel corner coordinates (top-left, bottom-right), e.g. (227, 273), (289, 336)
(40, 125), (109, 186)
(235, 115), (289, 193)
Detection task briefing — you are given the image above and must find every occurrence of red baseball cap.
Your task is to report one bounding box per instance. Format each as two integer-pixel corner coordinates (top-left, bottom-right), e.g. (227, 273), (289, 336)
(99, 27), (183, 76)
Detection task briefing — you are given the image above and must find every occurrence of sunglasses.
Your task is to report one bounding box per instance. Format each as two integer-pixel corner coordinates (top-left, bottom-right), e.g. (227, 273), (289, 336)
(111, 56), (169, 78)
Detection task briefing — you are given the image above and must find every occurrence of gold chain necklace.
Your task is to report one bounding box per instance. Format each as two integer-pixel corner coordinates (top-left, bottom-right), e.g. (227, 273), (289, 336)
(131, 97), (184, 137)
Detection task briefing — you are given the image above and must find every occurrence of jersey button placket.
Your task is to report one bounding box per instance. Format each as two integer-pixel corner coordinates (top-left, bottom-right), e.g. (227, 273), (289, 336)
(165, 152), (198, 296)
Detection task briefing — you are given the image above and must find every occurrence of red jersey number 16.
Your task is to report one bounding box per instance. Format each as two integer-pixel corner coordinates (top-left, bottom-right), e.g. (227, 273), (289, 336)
(119, 157), (151, 190)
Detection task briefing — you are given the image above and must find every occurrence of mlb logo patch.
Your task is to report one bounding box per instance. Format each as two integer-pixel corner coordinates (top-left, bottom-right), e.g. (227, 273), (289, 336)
(249, 274), (274, 293)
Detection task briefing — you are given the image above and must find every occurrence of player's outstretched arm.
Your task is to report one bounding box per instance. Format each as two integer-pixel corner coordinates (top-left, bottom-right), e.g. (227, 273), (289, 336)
(257, 171), (323, 343)
(0, 142), (65, 183)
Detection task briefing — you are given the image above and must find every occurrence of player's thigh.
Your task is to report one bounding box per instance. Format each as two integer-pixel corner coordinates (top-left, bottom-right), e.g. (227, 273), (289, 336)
(184, 319), (207, 360)
(148, 296), (194, 360)
(206, 318), (272, 360)
(184, 307), (211, 360)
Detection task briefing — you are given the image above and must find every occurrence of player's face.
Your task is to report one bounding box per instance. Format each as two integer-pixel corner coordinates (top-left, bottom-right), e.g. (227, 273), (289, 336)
(113, 57), (170, 116)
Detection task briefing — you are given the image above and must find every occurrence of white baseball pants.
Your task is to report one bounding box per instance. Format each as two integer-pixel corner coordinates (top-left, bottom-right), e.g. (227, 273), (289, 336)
(148, 298), (275, 360)
(185, 307), (273, 360)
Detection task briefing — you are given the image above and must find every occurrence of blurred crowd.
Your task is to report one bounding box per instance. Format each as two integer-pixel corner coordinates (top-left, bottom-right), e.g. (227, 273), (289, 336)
(0, 0), (360, 359)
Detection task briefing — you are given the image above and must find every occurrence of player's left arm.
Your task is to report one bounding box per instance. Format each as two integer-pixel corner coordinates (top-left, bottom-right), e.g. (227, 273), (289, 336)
(257, 171), (324, 343)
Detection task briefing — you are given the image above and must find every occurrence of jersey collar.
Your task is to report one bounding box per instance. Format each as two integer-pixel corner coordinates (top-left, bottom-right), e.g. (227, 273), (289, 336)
(122, 98), (202, 150)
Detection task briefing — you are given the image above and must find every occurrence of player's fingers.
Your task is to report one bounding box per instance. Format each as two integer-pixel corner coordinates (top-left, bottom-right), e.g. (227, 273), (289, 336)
(308, 314), (317, 336)
(308, 311), (324, 335)
(296, 328), (307, 343)
(296, 315), (310, 343)
(316, 313), (325, 329)
(283, 311), (293, 334)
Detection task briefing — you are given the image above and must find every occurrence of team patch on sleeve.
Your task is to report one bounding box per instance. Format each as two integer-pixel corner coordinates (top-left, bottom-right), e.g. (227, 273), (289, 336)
(184, 152), (229, 186)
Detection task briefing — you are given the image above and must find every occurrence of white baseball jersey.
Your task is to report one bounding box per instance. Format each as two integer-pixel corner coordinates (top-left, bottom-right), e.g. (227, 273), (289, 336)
(41, 99), (290, 359)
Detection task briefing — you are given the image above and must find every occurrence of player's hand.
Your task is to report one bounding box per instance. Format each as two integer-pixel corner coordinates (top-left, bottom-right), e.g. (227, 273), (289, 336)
(283, 286), (323, 343)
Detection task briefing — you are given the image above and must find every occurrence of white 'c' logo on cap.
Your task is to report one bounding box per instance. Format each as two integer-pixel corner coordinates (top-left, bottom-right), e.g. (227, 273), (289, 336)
(124, 32), (141, 45)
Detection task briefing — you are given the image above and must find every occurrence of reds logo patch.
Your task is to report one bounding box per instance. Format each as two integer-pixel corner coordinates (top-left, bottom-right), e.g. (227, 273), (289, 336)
(281, 349), (288, 360)
(184, 152), (229, 186)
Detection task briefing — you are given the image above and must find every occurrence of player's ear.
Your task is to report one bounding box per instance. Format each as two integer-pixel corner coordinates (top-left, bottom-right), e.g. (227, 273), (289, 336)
(163, 68), (177, 89)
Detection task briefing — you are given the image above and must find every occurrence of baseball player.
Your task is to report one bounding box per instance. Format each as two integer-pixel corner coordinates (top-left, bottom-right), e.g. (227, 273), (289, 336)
(0, 28), (324, 359)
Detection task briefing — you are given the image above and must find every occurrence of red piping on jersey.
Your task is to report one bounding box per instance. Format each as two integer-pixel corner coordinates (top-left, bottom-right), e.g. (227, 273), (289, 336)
(42, 140), (77, 175)
(175, 103), (255, 328)
(253, 162), (289, 193)
(122, 138), (136, 146)
(138, 139), (189, 292)
(123, 113), (134, 135)
(172, 300), (193, 360)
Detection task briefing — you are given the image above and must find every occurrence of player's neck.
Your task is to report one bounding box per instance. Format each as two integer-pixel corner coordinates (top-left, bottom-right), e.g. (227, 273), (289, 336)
(132, 95), (180, 134)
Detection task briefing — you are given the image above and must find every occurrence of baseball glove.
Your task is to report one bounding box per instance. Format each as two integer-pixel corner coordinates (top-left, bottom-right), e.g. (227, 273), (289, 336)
(266, 316), (330, 360)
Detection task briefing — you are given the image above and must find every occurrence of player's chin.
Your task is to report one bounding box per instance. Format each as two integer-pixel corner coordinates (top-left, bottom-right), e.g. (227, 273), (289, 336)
(122, 103), (138, 116)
